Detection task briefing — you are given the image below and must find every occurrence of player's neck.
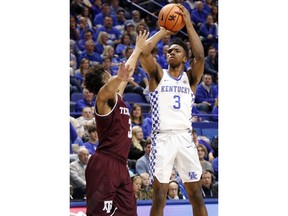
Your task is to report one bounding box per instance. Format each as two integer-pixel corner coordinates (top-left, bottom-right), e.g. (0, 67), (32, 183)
(168, 65), (184, 78)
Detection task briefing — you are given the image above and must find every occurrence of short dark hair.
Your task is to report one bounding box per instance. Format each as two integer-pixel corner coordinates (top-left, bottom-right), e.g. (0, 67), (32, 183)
(145, 138), (152, 146)
(84, 64), (106, 95)
(88, 126), (97, 133)
(169, 37), (189, 57)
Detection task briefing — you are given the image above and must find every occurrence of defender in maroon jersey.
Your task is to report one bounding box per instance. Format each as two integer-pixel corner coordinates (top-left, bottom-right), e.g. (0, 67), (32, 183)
(83, 30), (149, 216)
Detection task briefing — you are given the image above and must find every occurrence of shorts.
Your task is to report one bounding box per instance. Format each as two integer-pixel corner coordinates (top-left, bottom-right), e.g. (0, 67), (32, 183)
(149, 130), (202, 183)
(85, 152), (137, 216)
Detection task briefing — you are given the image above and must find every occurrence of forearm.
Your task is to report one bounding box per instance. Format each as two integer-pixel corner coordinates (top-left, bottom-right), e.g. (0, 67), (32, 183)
(186, 21), (204, 61)
(125, 49), (142, 76)
(118, 48), (142, 93)
(100, 76), (123, 99)
(142, 29), (166, 56)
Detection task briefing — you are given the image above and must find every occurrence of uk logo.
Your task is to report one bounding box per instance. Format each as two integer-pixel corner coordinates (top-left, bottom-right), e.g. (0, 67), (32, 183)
(188, 172), (198, 180)
(168, 14), (176, 21)
(103, 200), (113, 213)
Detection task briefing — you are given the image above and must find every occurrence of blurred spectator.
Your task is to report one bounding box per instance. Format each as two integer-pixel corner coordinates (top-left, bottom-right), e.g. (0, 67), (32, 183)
(158, 44), (169, 69)
(71, 116), (85, 140)
(192, 129), (214, 162)
(182, 0), (196, 14)
(128, 126), (145, 160)
(70, 147), (89, 199)
(75, 58), (90, 86)
(211, 136), (218, 181)
(211, 97), (218, 122)
(70, 15), (80, 41)
(81, 6), (93, 29)
(124, 66), (149, 101)
(78, 29), (94, 52)
(94, 16), (121, 47)
(70, 40), (78, 72)
(191, 1), (208, 31)
(132, 175), (143, 200)
(127, 160), (136, 178)
(95, 31), (109, 55)
(70, 121), (78, 154)
(70, 0), (87, 19)
(101, 45), (120, 72)
(157, 35), (171, 57)
(76, 16), (91, 40)
(113, 7), (127, 34)
(70, 117), (85, 153)
(204, 46), (218, 84)
(135, 138), (152, 175)
(211, 5), (218, 30)
(169, 167), (188, 199)
(127, 10), (145, 28)
(135, 22), (149, 36)
(199, 14), (218, 52)
(75, 88), (95, 112)
(197, 144), (213, 171)
(123, 20), (137, 45)
(110, 0), (121, 17)
(93, 3), (117, 27)
(90, 0), (103, 20)
(130, 104), (144, 127)
(70, 39), (82, 57)
(115, 34), (135, 58)
(195, 73), (218, 113)
(76, 106), (96, 140)
(203, 0), (214, 13)
(142, 112), (152, 139)
(101, 56), (118, 76)
(167, 180), (185, 200)
(77, 39), (102, 66)
(83, 126), (99, 154)
(201, 170), (218, 198)
(139, 172), (153, 200)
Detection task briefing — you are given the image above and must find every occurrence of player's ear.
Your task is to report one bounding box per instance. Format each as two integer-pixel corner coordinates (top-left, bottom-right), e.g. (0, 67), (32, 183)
(182, 56), (187, 63)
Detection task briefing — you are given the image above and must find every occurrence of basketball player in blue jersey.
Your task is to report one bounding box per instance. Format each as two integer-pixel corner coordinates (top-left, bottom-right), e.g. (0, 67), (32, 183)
(139, 5), (208, 216)
(83, 30), (149, 216)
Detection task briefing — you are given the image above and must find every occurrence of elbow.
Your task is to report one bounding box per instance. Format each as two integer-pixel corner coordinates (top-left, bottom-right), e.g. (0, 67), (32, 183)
(194, 53), (205, 64)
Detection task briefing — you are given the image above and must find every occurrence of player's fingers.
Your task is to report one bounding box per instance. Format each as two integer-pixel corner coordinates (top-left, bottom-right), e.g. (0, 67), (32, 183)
(144, 31), (149, 39)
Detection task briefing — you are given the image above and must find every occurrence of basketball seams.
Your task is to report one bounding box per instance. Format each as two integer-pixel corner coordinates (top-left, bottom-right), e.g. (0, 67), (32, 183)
(158, 4), (184, 32)
(164, 5), (177, 31)
(170, 9), (181, 32)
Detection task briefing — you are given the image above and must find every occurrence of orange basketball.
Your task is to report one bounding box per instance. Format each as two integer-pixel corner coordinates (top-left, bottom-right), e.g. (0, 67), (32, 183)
(158, 3), (185, 32)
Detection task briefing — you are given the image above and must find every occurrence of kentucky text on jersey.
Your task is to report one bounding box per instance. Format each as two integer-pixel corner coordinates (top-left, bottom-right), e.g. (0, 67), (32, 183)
(161, 85), (191, 94)
(119, 107), (130, 116)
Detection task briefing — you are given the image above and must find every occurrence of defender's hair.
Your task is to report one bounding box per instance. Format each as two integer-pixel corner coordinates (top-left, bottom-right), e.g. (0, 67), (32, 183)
(84, 64), (106, 95)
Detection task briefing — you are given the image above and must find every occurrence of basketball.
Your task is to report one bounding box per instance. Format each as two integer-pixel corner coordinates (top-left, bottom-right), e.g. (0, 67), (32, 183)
(158, 3), (185, 32)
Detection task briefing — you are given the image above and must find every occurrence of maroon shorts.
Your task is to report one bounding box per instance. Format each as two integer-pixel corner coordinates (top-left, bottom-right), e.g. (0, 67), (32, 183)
(85, 152), (137, 216)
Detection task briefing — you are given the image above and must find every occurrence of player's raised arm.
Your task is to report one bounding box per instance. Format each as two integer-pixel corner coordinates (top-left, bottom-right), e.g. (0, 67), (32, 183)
(98, 30), (149, 100)
(117, 30), (149, 95)
(139, 28), (169, 76)
(177, 4), (205, 91)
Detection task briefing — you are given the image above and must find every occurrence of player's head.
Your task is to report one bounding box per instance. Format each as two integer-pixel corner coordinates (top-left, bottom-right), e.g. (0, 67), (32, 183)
(169, 37), (189, 58)
(84, 64), (111, 95)
(167, 37), (189, 67)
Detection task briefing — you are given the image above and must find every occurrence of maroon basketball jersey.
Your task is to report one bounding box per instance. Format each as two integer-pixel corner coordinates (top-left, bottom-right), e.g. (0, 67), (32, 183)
(94, 93), (132, 162)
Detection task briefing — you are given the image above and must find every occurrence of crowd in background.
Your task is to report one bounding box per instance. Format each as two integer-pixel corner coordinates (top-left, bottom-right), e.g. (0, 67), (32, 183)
(70, 0), (219, 201)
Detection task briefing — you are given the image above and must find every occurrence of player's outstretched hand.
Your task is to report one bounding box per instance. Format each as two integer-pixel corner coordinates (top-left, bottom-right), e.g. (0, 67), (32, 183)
(135, 30), (150, 51)
(117, 62), (133, 82)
